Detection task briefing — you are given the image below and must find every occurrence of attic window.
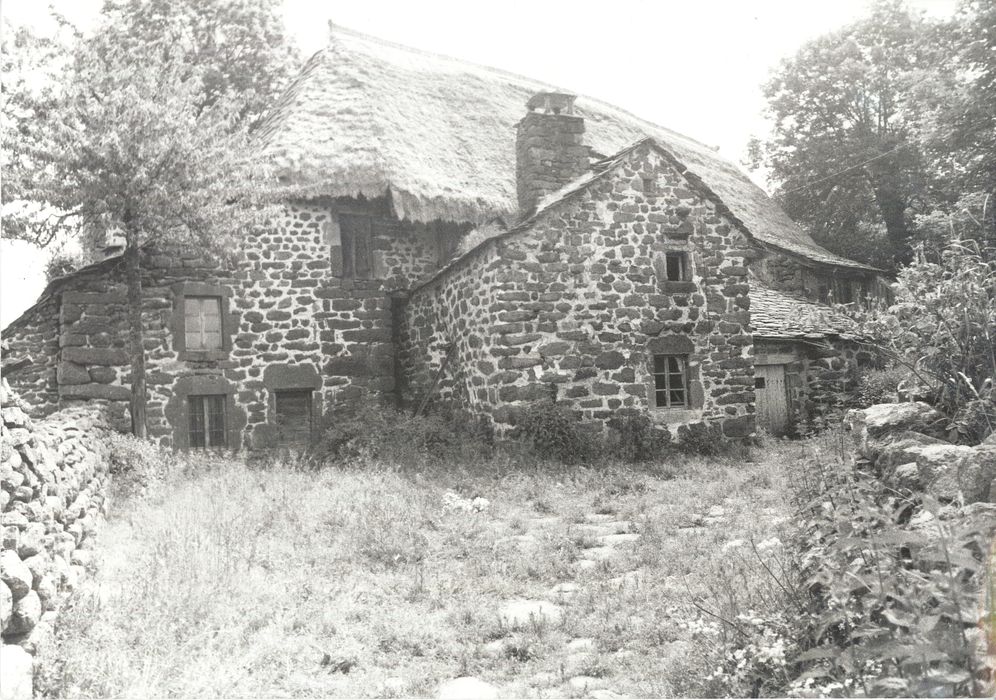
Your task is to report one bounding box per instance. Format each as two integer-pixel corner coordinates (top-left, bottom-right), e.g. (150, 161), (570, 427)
(339, 213), (373, 279)
(664, 252), (689, 281)
(642, 178), (656, 195)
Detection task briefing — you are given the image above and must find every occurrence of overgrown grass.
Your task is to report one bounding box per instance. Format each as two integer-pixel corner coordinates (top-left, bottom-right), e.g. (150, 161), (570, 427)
(36, 437), (804, 698)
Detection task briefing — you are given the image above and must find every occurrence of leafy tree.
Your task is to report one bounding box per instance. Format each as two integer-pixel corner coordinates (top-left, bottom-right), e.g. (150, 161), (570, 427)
(5, 38), (280, 436)
(97, 0), (299, 128)
(748, 0), (942, 269)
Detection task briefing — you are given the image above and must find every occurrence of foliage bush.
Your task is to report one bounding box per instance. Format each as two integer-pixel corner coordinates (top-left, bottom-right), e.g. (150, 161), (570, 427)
(510, 401), (600, 464)
(105, 432), (178, 501)
(606, 412), (672, 463)
(676, 422), (730, 457)
(312, 401), (492, 465)
(780, 439), (993, 697)
(854, 365), (911, 406)
(852, 238), (996, 441)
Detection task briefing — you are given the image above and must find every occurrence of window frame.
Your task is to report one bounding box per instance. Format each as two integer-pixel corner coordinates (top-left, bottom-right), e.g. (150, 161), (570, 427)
(663, 252), (689, 282)
(188, 393), (227, 450)
(183, 295), (223, 351)
(338, 213), (374, 279)
(171, 282), (233, 361)
(652, 354), (689, 409)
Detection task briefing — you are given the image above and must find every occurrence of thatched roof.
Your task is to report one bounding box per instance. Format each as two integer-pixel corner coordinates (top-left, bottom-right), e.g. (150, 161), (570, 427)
(750, 280), (859, 340)
(256, 23), (875, 272)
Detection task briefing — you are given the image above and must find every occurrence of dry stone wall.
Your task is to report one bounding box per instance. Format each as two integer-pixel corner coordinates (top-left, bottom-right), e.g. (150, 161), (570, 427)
(0, 379), (111, 698)
(402, 142), (756, 437)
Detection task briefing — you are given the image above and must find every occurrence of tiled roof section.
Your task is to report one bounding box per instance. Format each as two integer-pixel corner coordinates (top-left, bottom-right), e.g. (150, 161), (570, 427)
(750, 281), (859, 340)
(255, 22), (876, 272)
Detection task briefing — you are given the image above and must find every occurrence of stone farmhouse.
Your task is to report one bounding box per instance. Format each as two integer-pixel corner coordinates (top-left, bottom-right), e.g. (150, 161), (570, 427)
(2, 24), (886, 449)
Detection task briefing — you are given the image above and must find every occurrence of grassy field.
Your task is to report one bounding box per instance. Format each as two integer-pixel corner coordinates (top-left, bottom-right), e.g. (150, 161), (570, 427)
(37, 438), (810, 698)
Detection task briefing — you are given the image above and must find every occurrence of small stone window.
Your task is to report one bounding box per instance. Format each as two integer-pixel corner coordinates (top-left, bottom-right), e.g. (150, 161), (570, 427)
(188, 394), (227, 449)
(652, 354), (688, 408)
(664, 252), (689, 282)
(642, 177), (656, 195)
(184, 296), (223, 350)
(339, 213), (373, 279)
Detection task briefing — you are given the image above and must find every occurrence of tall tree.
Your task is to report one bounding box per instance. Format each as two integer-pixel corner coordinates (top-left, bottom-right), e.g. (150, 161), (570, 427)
(98, 0), (299, 129)
(4, 38), (279, 436)
(748, 0), (941, 269)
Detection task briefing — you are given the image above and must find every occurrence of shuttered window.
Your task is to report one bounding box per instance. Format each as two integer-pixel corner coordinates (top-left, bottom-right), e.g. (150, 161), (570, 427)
(274, 390), (313, 447)
(184, 296), (223, 350)
(339, 214), (373, 279)
(652, 355), (688, 408)
(189, 394), (226, 449)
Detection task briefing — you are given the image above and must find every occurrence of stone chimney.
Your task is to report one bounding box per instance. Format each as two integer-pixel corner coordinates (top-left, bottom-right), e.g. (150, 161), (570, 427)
(516, 92), (588, 216)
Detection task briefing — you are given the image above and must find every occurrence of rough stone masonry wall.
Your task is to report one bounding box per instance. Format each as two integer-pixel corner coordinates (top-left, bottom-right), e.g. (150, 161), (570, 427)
(3, 296), (61, 417)
(2, 197), (460, 450)
(0, 379), (110, 698)
(403, 143), (757, 437)
(756, 337), (874, 431)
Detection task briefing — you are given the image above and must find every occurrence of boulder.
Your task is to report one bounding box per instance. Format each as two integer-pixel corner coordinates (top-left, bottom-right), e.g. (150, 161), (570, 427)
(0, 551), (32, 600)
(0, 643), (32, 700)
(437, 677), (498, 700)
(891, 462), (922, 491)
(846, 402), (946, 460)
(955, 443), (996, 503)
(914, 444), (975, 501)
(876, 431), (949, 471)
(0, 580), (10, 632)
(16, 522), (45, 559)
(6, 589), (40, 635)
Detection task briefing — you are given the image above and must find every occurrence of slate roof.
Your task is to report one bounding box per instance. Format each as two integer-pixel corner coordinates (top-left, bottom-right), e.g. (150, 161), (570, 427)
(255, 22), (876, 272)
(749, 280), (859, 340)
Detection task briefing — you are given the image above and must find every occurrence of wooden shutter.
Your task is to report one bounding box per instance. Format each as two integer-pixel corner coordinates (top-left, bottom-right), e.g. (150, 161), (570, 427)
(340, 214), (373, 279)
(275, 390), (313, 447)
(184, 297), (222, 350)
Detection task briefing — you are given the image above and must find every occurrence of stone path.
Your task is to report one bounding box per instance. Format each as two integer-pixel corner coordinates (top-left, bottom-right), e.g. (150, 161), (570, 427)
(436, 495), (776, 698)
(439, 511), (648, 698)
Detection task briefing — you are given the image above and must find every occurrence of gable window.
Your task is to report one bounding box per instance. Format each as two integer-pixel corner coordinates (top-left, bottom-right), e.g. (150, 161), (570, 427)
(664, 252), (689, 282)
(339, 213), (373, 279)
(188, 394), (227, 449)
(652, 354), (688, 408)
(184, 296), (223, 350)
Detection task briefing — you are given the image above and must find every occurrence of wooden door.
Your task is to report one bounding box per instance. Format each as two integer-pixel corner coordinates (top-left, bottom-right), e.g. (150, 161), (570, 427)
(755, 364), (789, 435)
(274, 390), (313, 448)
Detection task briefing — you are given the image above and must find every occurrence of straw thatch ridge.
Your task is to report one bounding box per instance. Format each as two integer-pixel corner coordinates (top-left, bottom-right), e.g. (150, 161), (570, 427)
(256, 22), (876, 272)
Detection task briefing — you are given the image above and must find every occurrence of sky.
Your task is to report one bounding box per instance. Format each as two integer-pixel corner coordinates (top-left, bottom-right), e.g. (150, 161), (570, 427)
(0, 0), (959, 328)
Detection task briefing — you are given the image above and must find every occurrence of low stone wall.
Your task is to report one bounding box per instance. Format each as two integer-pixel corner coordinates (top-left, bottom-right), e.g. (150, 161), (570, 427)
(0, 379), (111, 699)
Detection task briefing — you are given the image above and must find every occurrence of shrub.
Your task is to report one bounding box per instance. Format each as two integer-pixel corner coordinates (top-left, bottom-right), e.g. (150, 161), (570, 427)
(606, 412), (672, 462)
(105, 432), (177, 501)
(854, 365), (911, 406)
(312, 401), (491, 464)
(676, 422), (728, 456)
(851, 238), (996, 433)
(511, 400), (600, 464)
(782, 440), (993, 697)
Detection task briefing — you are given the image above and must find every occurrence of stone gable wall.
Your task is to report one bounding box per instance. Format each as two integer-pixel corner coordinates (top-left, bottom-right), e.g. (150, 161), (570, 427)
(1, 379), (111, 694)
(402, 143), (757, 437)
